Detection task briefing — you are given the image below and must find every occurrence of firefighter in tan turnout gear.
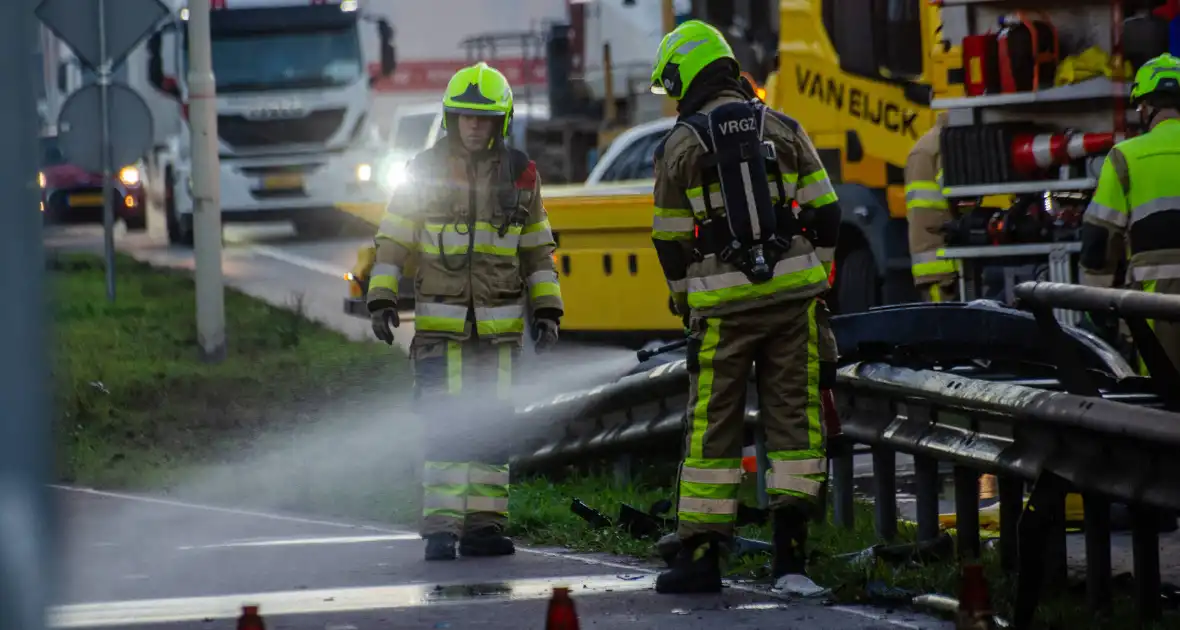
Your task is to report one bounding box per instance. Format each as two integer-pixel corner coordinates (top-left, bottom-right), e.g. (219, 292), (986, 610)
(366, 62), (564, 561)
(905, 112), (960, 302)
(648, 20), (841, 594)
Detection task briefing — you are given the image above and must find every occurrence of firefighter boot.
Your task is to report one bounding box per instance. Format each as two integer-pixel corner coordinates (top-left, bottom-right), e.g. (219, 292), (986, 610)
(655, 533), (725, 594)
(772, 505), (810, 579)
(424, 533), (457, 561)
(459, 526), (516, 557)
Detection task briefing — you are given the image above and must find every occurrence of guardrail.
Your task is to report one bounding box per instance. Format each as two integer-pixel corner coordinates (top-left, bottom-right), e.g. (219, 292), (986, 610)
(509, 286), (1180, 627)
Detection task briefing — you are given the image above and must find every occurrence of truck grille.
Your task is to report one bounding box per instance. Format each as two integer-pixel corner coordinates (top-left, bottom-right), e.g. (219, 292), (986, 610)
(218, 109), (347, 149)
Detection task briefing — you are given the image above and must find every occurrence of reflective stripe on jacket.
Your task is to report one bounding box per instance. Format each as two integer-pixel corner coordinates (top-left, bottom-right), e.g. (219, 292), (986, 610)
(367, 144), (563, 342)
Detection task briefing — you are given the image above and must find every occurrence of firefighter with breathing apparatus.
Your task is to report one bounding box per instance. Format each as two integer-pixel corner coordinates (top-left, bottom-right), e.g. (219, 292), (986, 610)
(1080, 53), (1180, 373)
(647, 19), (841, 594)
(366, 62), (563, 561)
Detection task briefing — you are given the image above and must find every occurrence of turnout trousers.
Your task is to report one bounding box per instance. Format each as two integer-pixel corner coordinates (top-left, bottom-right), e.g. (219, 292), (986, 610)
(1132, 276), (1180, 374)
(411, 334), (519, 538)
(676, 297), (834, 540)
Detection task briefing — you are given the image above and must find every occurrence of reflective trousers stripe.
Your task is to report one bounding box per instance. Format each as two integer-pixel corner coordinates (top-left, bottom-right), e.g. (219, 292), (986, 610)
(767, 458), (826, 498)
(911, 250), (958, 280)
(677, 460), (742, 524)
(447, 341), (462, 394)
(422, 461), (510, 519)
(441, 340), (513, 399)
(677, 496), (737, 517)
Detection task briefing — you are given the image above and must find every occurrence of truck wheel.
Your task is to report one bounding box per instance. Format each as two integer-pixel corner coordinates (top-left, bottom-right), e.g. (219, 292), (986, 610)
(293, 215), (343, 240)
(833, 247), (881, 315)
(164, 169), (193, 247)
(124, 213), (147, 232)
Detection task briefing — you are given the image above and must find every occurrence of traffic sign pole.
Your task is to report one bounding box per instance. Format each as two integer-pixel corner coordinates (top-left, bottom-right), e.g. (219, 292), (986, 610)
(37, 0), (170, 303)
(98, 0), (116, 301)
(188, 0), (227, 363)
(0, 0), (55, 627)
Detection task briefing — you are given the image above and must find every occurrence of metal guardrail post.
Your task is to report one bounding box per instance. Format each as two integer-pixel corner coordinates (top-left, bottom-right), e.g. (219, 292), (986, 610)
(613, 454), (632, 485)
(1132, 505), (1163, 623)
(1083, 492), (1113, 613)
(830, 443), (854, 529)
(913, 455), (941, 542)
(998, 477), (1023, 572)
(873, 446), (897, 542)
(953, 466), (980, 560)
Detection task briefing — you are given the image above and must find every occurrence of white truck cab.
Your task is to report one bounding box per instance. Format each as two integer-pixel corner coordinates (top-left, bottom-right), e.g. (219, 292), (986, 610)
(147, 0), (397, 245)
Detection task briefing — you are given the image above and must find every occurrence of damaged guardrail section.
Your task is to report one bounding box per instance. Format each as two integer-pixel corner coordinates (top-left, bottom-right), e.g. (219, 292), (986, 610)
(510, 284), (1180, 626)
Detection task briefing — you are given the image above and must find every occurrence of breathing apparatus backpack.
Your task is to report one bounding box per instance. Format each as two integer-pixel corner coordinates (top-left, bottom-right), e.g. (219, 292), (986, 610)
(677, 98), (800, 283)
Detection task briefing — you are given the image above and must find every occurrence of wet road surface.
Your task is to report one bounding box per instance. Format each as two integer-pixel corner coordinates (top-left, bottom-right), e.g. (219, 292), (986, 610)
(52, 486), (949, 629)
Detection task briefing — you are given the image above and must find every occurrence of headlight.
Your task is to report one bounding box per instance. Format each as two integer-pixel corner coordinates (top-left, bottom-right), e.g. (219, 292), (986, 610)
(38, 172), (45, 188)
(382, 161), (408, 190)
(118, 166), (140, 186)
(356, 163), (373, 182)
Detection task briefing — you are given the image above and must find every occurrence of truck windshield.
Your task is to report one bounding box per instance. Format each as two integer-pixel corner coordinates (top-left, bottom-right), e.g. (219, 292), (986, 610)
(208, 26), (363, 93)
(392, 113), (438, 151)
(40, 136), (67, 166)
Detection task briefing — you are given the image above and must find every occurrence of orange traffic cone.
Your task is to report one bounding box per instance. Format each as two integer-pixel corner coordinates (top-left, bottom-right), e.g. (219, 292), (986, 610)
(545, 586), (580, 630)
(237, 604), (265, 630)
(956, 563), (996, 630)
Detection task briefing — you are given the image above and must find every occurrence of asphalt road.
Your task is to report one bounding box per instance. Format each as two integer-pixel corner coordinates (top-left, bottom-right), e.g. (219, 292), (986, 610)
(50, 485), (946, 629)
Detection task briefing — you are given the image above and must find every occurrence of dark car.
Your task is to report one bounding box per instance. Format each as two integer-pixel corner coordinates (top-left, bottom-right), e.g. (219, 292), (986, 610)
(39, 135), (146, 231)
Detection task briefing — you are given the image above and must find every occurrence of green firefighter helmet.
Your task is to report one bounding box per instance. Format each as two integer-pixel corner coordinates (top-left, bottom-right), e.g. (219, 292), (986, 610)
(441, 62), (514, 138)
(1130, 53), (1180, 106)
(650, 19), (735, 100)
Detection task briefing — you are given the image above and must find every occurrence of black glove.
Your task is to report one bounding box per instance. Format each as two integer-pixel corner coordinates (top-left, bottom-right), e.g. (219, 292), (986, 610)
(531, 309), (560, 353)
(369, 301), (399, 345)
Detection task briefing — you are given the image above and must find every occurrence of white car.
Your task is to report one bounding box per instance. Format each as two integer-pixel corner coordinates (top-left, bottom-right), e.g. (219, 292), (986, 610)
(379, 101), (552, 189)
(585, 117), (675, 185)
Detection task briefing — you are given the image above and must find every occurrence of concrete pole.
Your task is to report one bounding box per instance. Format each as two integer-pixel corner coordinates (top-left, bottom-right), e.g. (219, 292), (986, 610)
(187, 0), (226, 362)
(0, 0), (55, 627)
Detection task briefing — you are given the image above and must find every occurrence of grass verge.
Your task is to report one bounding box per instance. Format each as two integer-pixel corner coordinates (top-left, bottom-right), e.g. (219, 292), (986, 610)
(53, 252), (408, 488)
(506, 468), (1180, 630)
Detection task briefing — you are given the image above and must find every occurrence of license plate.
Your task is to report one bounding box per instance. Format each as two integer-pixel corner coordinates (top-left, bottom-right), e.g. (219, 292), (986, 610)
(68, 193), (103, 206)
(262, 174), (304, 190)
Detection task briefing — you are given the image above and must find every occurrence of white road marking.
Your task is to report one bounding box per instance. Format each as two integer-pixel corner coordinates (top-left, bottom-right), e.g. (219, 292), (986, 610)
(827, 606), (934, 629)
(50, 574), (657, 628)
(247, 243), (350, 279)
(177, 534), (420, 550)
(51, 486), (393, 533)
